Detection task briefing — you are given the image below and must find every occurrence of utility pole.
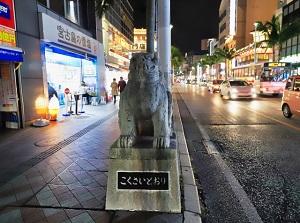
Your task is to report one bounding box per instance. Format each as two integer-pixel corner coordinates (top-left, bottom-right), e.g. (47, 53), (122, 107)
(157, 0), (171, 90)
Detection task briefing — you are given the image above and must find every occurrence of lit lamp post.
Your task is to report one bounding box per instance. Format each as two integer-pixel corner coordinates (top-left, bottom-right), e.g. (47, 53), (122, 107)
(254, 22), (259, 63)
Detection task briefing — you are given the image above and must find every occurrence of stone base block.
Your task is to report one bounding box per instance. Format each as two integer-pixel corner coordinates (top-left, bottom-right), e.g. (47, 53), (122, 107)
(105, 137), (181, 213)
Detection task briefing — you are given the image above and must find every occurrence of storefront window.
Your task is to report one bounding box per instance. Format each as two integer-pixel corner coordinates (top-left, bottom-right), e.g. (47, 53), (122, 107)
(43, 45), (98, 106)
(45, 50), (81, 95)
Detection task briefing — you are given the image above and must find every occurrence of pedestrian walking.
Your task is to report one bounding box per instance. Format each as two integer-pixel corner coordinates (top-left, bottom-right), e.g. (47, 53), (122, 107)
(118, 76), (126, 93)
(110, 78), (118, 104)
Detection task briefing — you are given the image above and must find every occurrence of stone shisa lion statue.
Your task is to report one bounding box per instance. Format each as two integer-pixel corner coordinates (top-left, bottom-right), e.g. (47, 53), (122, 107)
(117, 53), (172, 149)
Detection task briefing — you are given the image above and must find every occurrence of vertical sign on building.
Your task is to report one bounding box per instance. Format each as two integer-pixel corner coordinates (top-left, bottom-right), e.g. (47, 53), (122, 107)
(0, 0), (16, 47)
(0, 0), (16, 30)
(0, 63), (17, 112)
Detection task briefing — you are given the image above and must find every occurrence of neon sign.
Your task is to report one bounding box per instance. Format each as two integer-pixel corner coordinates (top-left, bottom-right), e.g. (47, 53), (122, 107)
(264, 62), (292, 67)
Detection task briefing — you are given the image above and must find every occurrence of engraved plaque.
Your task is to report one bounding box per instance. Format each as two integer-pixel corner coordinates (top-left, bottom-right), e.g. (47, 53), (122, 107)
(117, 171), (169, 190)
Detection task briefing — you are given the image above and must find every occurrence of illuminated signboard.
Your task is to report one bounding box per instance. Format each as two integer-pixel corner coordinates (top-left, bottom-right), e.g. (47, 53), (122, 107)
(264, 62), (292, 68)
(0, 25), (15, 46)
(0, 0), (15, 30)
(40, 13), (98, 56)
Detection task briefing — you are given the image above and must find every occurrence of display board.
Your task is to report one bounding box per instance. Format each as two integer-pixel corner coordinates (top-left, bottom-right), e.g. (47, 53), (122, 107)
(0, 63), (17, 112)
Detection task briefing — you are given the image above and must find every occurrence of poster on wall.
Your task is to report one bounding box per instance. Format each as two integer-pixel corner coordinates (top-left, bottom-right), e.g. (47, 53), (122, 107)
(82, 59), (97, 94)
(0, 63), (17, 112)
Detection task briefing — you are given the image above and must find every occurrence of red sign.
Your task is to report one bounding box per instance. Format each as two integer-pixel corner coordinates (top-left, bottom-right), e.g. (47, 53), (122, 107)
(0, 0), (15, 30)
(64, 88), (70, 94)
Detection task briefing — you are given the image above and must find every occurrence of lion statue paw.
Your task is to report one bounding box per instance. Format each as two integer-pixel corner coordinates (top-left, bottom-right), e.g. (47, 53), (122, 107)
(153, 136), (170, 149)
(118, 135), (136, 148)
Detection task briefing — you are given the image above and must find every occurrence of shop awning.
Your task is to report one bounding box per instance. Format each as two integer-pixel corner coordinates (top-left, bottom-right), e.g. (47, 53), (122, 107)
(44, 42), (96, 61)
(106, 63), (121, 71)
(0, 45), (23, 62)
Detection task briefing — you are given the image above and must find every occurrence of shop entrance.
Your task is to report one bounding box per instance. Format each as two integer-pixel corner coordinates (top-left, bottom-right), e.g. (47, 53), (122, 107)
(44, 45), (97, 107)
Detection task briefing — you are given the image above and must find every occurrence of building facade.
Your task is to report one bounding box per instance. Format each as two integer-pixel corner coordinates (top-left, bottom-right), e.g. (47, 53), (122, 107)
(132, 28), (147, 53)
(219, 0), (278, 50)
(0, 0), (106, 131)
(281, 0), (300, 75)
(225, 0), (300, 80)
(218, 0), (279, 79)
(101, 0), (134, 92)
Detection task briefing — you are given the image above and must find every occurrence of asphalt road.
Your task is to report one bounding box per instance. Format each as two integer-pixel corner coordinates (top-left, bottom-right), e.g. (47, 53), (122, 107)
(174, 84), (300, 223)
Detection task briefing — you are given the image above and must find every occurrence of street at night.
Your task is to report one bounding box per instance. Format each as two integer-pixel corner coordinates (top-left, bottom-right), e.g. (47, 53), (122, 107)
(175, 83), (300, 222)
(1, 0), (300, 222)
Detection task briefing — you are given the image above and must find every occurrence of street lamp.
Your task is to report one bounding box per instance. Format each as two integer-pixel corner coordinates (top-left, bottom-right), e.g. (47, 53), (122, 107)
(254, 22), (259, 63)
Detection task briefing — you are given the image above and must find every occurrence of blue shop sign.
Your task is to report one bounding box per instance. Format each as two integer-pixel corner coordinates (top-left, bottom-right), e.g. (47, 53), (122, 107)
(0, 47), (23, 62)
(0, 2), (11, 20)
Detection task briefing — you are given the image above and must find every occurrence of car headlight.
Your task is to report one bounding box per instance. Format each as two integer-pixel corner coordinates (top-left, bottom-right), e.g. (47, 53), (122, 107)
(231, 88), (238, 93)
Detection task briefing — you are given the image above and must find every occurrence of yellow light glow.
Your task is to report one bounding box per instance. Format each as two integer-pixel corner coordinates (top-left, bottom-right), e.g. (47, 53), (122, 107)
(35, 95), (47, 116)
(49, 95), (60, 121)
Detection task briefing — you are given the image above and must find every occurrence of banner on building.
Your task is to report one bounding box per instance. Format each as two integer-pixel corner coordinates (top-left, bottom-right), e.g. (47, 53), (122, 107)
(0, 0), (16, 30)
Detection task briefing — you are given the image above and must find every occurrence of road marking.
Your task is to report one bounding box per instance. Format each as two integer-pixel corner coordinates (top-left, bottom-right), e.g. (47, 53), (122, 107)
(203, 140), (219, 154)
(214, 154), (263, 223)
(196, 121), (210, 140)
(196, 123), (263, 223)
(239, 105), (300, 131)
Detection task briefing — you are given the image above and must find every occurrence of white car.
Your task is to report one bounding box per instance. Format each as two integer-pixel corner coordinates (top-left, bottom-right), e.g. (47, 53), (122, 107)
(207, 79), (223, 92)
(219, 80), (257, 99)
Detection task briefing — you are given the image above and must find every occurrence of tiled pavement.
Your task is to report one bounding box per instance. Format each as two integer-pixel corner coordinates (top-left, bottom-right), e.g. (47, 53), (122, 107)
(0, 89), (201, 223)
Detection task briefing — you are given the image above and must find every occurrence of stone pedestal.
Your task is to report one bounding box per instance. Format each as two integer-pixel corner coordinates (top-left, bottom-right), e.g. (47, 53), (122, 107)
(105, 136), (181, 213)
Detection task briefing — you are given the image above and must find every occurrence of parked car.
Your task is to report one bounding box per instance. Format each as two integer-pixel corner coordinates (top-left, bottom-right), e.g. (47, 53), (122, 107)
(219, 80), (256, 99)
(281, 75), (300, 118)
(207, 79), (223, 92)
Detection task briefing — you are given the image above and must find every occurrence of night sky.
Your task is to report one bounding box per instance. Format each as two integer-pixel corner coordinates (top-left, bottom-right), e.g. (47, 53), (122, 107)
(129, 0), (222, 54)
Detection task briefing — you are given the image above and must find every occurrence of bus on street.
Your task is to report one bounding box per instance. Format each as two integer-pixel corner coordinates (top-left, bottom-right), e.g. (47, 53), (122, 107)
(254, 62), (292, 96)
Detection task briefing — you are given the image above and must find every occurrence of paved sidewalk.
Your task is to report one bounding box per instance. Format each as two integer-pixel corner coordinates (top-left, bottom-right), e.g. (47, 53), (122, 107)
(0, 92), (201, 223)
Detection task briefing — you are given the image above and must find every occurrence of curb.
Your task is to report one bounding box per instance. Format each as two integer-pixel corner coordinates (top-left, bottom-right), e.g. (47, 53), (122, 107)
(173, 95), (202, 223)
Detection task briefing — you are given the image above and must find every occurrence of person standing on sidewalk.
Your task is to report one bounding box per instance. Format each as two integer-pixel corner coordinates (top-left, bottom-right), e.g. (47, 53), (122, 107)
(48, 82), (58, 100)
(110, 78), (118, 104)
(79, 81), (91, 104)
(118, 76), (127, 93)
